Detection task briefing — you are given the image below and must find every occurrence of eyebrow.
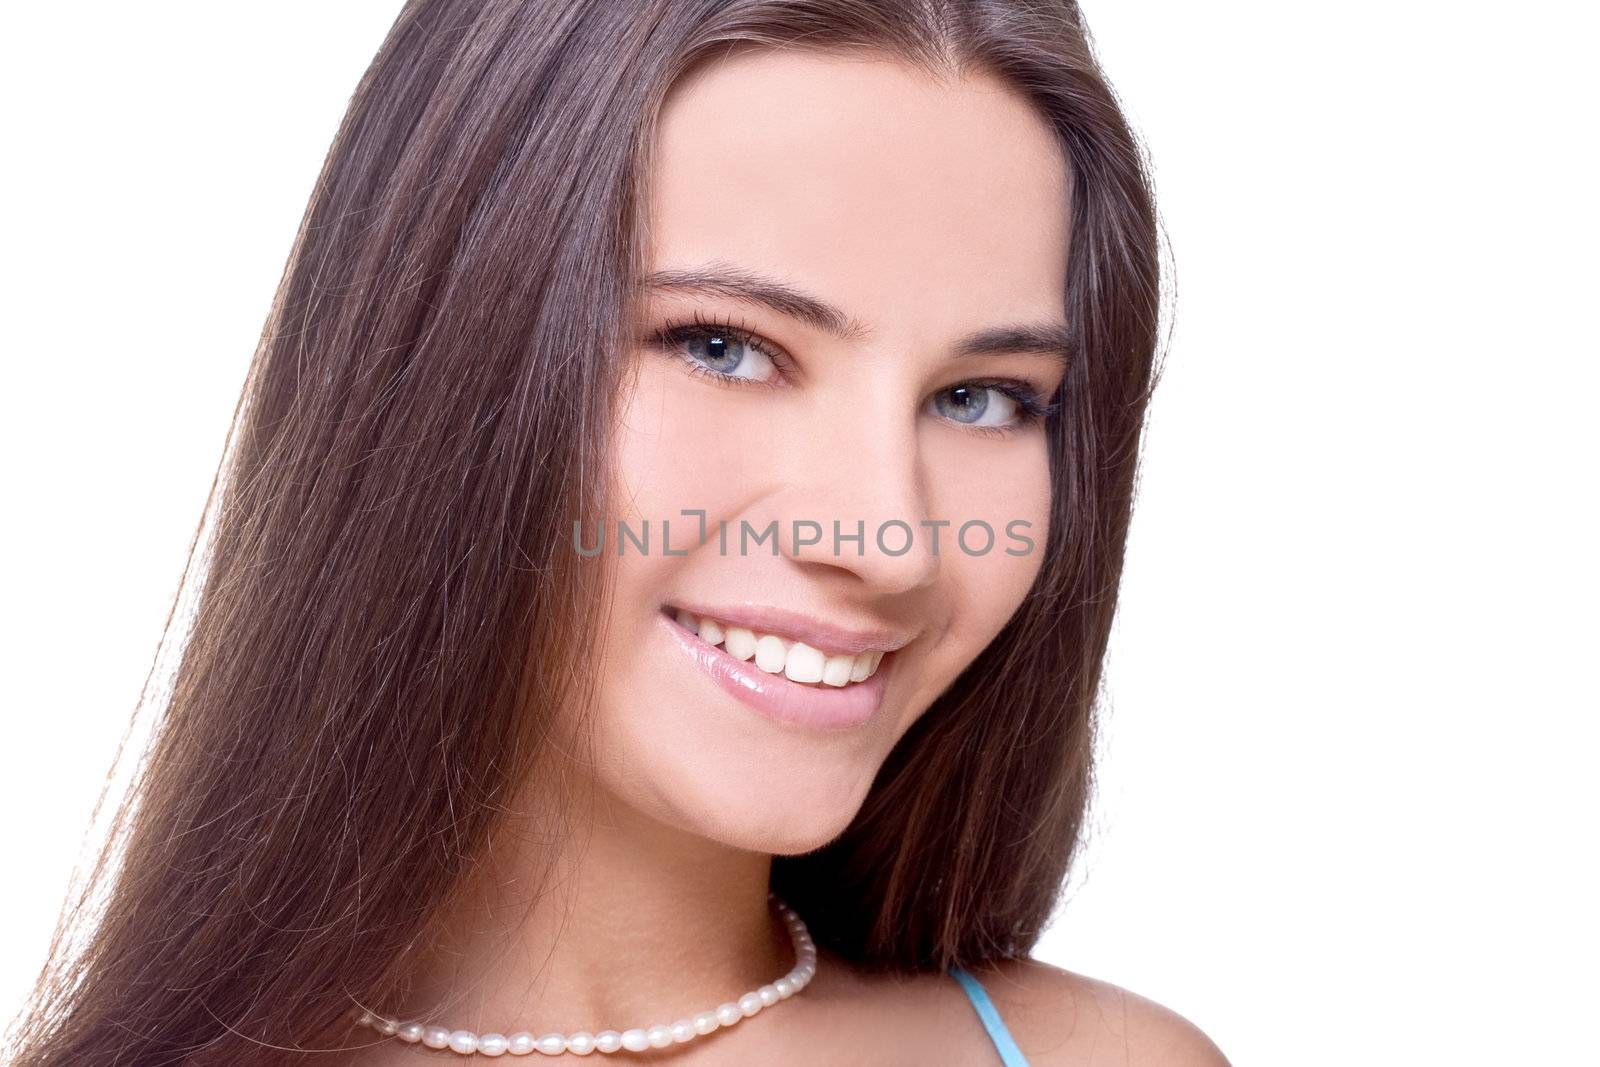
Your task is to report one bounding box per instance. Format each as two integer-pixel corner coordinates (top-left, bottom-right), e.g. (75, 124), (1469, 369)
(644, 264), (1072, 365)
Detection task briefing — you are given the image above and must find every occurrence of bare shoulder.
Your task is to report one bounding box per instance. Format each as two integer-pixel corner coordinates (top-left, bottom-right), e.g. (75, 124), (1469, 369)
(968, 957), (1231, 1067)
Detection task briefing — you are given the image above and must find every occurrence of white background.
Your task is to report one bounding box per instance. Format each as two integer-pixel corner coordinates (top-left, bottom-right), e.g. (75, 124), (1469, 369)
(3, 3), (1595, 1063)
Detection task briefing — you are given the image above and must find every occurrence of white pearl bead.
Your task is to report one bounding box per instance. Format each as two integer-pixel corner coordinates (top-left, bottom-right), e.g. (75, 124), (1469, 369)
(365, 898), (814, 1056)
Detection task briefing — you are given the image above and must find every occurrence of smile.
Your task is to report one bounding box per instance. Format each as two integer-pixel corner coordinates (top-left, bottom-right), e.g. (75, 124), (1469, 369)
(658, 604), (897, 731)
(669, 607), (886, 687)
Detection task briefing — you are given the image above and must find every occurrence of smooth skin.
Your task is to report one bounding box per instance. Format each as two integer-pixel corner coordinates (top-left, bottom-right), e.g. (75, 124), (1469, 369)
(341, 49), (1227, 1066)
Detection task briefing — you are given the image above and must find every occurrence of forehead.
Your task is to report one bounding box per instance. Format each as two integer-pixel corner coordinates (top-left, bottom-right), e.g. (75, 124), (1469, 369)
(645, 49), (1071, 336)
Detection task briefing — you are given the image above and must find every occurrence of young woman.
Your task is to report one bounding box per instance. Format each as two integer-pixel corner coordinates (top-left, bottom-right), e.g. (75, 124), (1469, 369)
(12, 1), (1227, 1064)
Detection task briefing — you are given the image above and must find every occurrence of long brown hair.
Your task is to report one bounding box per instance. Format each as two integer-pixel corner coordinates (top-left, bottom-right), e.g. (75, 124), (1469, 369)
(7, 1), (1165, 1062)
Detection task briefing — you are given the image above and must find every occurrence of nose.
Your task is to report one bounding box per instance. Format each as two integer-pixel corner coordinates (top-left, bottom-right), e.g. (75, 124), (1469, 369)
(772, 403), (940, 597)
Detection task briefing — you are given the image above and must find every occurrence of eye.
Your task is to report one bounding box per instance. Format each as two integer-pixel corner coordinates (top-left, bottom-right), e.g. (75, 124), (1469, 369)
(930, 380), (1056, 436)
(648, 314), (785, 384)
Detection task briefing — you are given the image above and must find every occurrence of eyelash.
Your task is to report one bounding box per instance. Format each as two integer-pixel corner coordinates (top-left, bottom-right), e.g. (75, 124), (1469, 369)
(645, 313), (1061, 437)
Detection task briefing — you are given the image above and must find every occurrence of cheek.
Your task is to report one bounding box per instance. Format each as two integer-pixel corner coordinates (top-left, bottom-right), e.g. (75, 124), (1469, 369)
(609, 357), (765, 529)
(597, 360), (717, 686)
(922, 429), (1053, 672)
(595, 357), (770, 716)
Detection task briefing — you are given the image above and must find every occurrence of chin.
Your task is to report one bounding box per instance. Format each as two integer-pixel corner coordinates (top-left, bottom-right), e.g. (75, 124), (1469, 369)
(596, 721), (881, 856)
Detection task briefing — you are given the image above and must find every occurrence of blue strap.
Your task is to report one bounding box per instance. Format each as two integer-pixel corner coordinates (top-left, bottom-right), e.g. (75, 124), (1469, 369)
(949, 966), (1031, 1066)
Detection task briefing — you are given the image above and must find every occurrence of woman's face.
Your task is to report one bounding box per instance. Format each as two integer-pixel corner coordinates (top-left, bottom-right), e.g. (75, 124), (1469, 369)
(588, 49), (1071, 853)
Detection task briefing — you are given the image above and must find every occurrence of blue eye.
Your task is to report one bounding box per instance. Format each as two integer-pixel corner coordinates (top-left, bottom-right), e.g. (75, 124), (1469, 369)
(932, 384), (1019, 428)
(649, 316), (782, 384)
(930, 380), (1058, 437)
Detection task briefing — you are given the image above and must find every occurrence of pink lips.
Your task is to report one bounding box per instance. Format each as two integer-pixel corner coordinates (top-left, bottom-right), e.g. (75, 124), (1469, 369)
(658, 609), (892, 731)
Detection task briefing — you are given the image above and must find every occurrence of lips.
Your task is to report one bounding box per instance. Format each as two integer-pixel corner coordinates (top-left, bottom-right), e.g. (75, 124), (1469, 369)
(664, 606), (886, 688)
(658, 608), (893, 731)
(662, 599), (917, 657)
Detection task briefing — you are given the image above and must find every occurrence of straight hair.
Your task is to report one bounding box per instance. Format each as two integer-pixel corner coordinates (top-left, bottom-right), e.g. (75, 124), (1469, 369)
(8, 0), (1165, 1062)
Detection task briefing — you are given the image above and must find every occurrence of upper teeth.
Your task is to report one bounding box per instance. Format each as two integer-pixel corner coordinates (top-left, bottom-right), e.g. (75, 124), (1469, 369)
(673, 608), (885, 687)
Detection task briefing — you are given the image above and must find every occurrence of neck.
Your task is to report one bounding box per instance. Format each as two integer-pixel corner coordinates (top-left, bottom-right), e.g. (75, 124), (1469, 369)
(390, 772), (791, 1034)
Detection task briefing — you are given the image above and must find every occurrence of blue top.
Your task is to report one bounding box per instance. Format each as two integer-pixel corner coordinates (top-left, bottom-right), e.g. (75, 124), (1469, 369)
(949, 966), (1031, 1066)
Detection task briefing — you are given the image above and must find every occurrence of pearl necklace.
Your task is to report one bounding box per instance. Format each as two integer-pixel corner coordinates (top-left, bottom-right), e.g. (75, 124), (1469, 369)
(352, 892), (816, 1056)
